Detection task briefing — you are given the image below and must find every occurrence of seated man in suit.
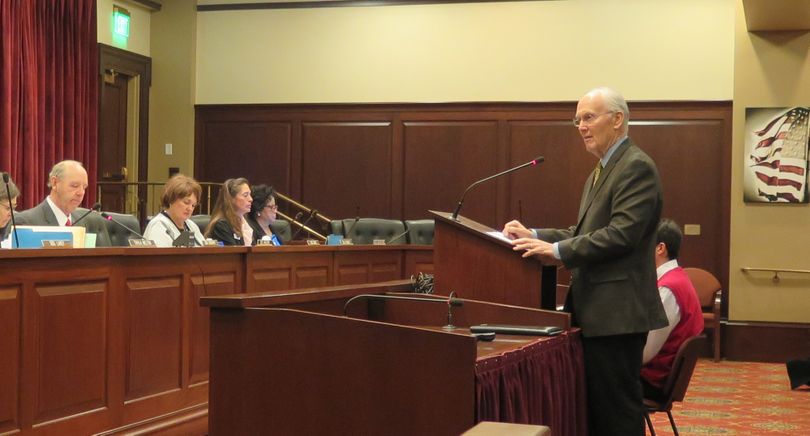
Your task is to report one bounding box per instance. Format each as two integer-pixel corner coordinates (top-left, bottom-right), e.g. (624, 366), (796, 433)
(15, 160), (111, 247)
(641, 218), (704, 401)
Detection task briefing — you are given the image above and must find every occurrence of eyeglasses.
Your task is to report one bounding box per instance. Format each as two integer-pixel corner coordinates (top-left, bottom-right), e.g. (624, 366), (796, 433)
(573, 111), (615, 127)
(265, 204), (278, 211)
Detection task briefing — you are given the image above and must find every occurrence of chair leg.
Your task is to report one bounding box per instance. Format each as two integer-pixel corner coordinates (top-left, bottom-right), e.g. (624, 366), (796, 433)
(713, 323), (721, 362)
(666, 410), (679, 436)
(644, 412), (656, 436)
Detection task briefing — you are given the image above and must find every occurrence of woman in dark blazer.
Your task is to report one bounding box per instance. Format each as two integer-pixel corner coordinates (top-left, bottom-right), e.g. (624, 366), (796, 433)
(245, 184), (283, 245)
(204, 178), (254, 246)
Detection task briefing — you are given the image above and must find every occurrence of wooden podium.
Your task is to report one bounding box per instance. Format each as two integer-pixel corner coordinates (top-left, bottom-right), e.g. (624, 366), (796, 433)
(201, 281), (572, 436)
(430, 211), (558, 310)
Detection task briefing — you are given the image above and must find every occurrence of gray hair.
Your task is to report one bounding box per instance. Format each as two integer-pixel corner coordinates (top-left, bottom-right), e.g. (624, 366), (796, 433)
(586, 87), (630, 132)
(48, 160), (84, 188)
(0, 174), (19, 202)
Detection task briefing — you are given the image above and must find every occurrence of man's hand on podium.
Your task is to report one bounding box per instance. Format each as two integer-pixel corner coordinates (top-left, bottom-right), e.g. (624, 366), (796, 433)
(502, 220), (533, 240)
(511, 237), (562, 266)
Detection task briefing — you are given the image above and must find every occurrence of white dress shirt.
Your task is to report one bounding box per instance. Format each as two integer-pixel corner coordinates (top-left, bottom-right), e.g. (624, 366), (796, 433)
(642, 259), (681, 364)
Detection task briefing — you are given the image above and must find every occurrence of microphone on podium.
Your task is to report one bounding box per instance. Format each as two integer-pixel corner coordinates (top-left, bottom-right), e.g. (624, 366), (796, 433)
(451, 156), (544, 220)
(71, 202), (102, 226)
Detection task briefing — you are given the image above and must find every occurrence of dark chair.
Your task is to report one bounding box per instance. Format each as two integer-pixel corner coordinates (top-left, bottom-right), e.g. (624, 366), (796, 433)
(643, 335), (706, 436)
(102, 212), (141, 246)
(190, 214), (211, 235)
(684, 268), (723, 361)
(342, 218), (406, 245)
(329, 219), (344, 236)
(270, 219), (292, 243)
(404, 219), (434, 245)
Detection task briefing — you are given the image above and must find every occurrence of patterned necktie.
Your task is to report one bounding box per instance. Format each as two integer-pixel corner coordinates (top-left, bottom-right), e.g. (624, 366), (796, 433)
(65, 217), (71, 226)
(592, 162), (603, 188)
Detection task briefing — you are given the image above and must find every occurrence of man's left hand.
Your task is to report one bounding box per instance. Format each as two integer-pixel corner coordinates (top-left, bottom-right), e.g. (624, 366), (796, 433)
(511, 237), (562, 266)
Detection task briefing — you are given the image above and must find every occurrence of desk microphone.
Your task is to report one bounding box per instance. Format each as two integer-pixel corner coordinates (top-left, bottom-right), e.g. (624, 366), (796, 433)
(292, 209), (317, 240)
(71, 202), (102, 226)
(2, 172), (19, 248)
(451, 156), (544, 220)
(101, 212), (146, 239)
(344, 206), (361, 239)
(387, 228), (409, 244)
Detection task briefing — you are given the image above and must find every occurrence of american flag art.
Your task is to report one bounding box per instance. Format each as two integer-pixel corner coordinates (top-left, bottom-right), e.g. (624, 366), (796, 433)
(748, 107), (809, 203)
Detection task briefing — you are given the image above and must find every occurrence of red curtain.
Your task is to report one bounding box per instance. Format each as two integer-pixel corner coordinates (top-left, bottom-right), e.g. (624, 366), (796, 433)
(0, 0), (97, 209)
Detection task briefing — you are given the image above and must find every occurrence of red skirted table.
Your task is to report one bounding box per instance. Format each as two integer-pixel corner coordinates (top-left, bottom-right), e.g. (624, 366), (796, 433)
(475, 330), (587, 436)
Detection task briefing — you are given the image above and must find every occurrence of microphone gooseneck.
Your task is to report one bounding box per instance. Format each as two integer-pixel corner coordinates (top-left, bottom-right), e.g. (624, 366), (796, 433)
(292, 209), (317, 240)
(387, 228), (409, 245)
(342, 293), (463, 317)
(344, 206), (361, 239)
(451, 156), (545, 220)
(2, 172), (19, 248)
(70, 201), (102, 226)
(101, 212), (145, 239)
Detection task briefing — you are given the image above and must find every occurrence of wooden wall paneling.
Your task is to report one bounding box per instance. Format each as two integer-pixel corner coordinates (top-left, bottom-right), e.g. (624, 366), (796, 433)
(391, 114), (405, 218)
(197, 120), (292, 190)
(507, 120), (590, 230)
(402, 121), (500, 225)
(403, 248), (434, 277)
(117, 249), (243, 424)
(333, 249), (402, 285)
(30, 281), (108, 424)
(248, 250), (332, 292)
(0, 285), (21, 434)
(124, 277), (183, 402)
(196, 101), (732, 300)
(300, 122), (393, 219)
(189, 271), (239, 386)
(631, 120), (725, 282)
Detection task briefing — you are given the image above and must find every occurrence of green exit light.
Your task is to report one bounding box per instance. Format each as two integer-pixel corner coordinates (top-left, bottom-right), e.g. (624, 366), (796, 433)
(113, 6), (130, 38)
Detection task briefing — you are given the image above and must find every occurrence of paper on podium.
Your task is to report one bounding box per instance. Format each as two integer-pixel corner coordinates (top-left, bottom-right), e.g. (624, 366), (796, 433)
(486, 231), (512, 244)
(11, 225), (86, 248)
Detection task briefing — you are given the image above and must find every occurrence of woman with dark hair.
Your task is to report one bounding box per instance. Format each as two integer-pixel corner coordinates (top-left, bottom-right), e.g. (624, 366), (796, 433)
(143, 174), (205, 247)
(0, 173), (20, 247)
(205, 178), (254, 246)
(245, 184), (282, 246)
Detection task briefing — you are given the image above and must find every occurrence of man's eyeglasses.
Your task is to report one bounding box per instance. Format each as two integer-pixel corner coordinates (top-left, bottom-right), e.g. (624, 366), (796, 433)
(573, 111), (614, 127)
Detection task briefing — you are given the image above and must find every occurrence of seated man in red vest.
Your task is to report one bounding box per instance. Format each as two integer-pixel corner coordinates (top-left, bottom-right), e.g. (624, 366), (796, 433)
(641, 219), (704, 401)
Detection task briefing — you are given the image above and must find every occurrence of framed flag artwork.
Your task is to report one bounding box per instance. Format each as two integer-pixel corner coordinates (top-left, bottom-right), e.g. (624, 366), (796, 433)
(744, 107), (810, 203)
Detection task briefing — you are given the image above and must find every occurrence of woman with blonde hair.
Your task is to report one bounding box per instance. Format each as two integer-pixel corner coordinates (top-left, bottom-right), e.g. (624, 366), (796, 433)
(143, 174), (205, 247)
(205, 178), (254, 246)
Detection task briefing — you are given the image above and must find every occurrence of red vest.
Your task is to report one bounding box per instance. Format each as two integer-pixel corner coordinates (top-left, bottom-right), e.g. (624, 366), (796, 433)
(641, 266), (705, 387)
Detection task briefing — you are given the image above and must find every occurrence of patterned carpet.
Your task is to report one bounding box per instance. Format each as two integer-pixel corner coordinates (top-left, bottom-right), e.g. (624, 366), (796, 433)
(646, 359), (810, 435)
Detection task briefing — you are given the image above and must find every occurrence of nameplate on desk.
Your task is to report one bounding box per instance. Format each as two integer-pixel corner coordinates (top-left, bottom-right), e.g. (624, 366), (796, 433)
(306, 239), (320, 246)
(42, 240), (73, 249)
(372, 239), (386, 245)
(128, 239), (156, 247)
(256, 239), (274, 246)
(341, 239), (354, 245)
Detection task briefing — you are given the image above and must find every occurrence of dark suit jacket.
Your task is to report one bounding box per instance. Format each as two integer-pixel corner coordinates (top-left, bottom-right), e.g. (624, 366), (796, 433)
(208, 218), (253, 246)
(15, 199), (112, 247)
(536, 138), (668, 338)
